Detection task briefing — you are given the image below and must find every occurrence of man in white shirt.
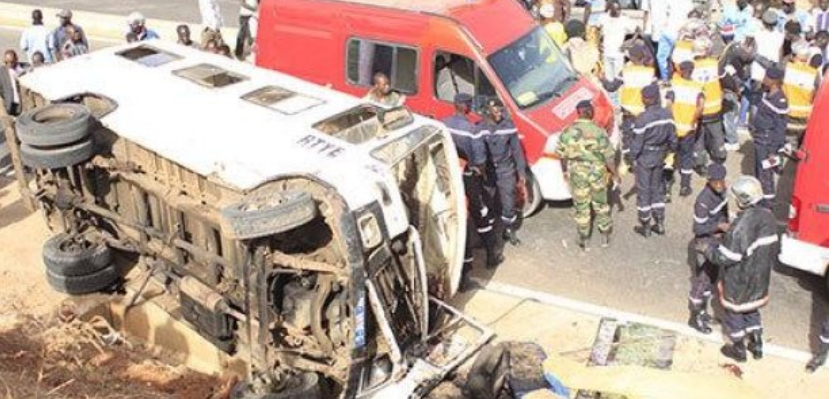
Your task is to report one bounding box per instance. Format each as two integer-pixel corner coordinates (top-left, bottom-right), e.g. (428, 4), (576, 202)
(656, 0), (692, 82)
(751, 10), (784, 84)
(601, 2), (634, 81)
(19, 9), (54, 64)
(236, 0), (259, 60)
(198, 0), (224, 48)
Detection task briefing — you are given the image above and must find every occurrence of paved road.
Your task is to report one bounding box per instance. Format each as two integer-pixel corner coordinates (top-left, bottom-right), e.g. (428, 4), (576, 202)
(0, 23), (826, 353)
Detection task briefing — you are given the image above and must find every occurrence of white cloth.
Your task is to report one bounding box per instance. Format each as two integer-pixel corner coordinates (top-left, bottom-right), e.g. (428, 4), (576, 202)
(19, 25), (54, 64)
(198, 0), (224, 30)
(663, 0), (693, 40)
(7, 68), (20, 104)
(239, 0), (259, 17)
(646, 0), (667, 41)
(601, 15), (633, 57)
(751, 26), (784, 82)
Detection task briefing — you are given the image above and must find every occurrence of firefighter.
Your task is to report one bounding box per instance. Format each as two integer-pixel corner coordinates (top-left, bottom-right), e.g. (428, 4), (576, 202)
(442, 94), (503, 271)
(687, 163), (729, 335)
(630, 84), (677, 238)
(692, 37), (727, 175)
(750, 66), (789, 211)
(782, 41), (820, 147)
(699, 176), (779, 363)
(478, 99), (527, 246)
(667, 61), (705, 198)
(600, 45), (656, 169)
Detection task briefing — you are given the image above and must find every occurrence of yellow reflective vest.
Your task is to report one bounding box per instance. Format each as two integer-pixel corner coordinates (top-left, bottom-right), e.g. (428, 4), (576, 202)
(672, 40), (695, 73)
(670, 75), (704, 137)
(783, 61), (819, 119)
(619, 64), (656, 116)
(692, 58), (723, 117)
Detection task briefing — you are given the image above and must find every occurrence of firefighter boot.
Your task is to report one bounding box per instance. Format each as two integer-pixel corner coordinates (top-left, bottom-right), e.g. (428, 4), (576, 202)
(748, 332), (764, 360)
(721, 341), (748, 363)
(634, 222), (651, 238)
(688, 309), (713, 335)
(806, 344), (829, 373)
(651, 222), (666, 236)
(504, 228), (521, 246)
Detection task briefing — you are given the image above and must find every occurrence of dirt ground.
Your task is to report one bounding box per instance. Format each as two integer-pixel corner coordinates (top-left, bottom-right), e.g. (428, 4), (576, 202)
(0, 175), (233, 399)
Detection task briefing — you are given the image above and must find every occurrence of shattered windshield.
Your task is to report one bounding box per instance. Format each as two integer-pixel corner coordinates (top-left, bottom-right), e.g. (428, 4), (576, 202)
(488, 27), (578, 110)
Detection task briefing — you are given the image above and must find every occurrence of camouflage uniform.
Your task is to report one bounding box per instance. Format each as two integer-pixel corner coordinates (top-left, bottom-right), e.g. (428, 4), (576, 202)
(556, 119), (615, 238)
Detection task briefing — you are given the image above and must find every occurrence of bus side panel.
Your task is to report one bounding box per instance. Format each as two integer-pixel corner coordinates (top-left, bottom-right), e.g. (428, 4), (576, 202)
(794, 78), (829, 247)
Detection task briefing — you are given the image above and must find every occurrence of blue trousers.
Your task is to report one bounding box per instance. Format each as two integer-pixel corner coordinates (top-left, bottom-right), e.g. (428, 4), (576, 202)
(723, 91), (741, 145)
(657, 35), (676, 82)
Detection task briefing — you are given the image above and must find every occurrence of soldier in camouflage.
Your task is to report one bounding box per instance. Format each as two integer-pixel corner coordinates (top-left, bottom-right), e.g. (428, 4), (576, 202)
(556, 101), (620, 250)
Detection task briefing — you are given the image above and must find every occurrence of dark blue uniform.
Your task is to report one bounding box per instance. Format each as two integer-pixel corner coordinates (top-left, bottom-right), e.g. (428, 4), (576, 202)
(689, 186), (729, 312)
(477, 117), (527, 232)
(443, 115), (500, 265)
(631, 105), (677, 226)
(751, 90), (789, 210)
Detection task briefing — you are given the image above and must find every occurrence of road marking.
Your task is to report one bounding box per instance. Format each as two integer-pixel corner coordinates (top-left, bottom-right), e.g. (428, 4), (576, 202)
(479, 280), (821, 365)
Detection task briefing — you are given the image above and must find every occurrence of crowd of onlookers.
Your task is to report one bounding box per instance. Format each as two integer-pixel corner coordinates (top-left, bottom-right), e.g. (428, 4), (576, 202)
(2, 0), (261, 116)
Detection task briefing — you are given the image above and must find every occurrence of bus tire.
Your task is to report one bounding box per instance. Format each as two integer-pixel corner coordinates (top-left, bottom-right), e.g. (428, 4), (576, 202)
(16, 104), (92, 148)
(46, 265), (120, 295)
(522, 170), (543, 219)
(20, 139), (95, 170)
(222, 190), (318, 240)
(43, 234), (112, 277)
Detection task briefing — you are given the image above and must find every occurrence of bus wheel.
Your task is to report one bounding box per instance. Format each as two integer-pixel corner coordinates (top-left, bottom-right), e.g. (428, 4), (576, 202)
(522, 170), (543, 219)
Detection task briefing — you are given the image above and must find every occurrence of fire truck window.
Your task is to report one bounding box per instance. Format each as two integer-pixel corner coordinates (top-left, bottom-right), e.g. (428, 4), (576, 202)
(347, 39), (418, 94)
(434, 53), (476, 103)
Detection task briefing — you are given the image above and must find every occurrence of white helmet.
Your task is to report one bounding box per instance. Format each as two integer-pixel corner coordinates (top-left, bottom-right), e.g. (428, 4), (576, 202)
(731, 176), (763, 208)
(127, 11), (145, 26)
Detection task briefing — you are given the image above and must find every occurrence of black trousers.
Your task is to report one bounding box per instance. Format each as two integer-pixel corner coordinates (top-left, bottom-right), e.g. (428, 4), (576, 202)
(689, 237), (719, 311)
(235, 15), (253, 59)
(754, 142), (779, 210)
(494, 165), (519, 230)
(821, 320), (829, 345)
(635, 161), (665, 224)
(696, 117), (727, 166)
(677, 133), (696, 189)
(463, 172), (500, 265)
(723, 309), (762, 342)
